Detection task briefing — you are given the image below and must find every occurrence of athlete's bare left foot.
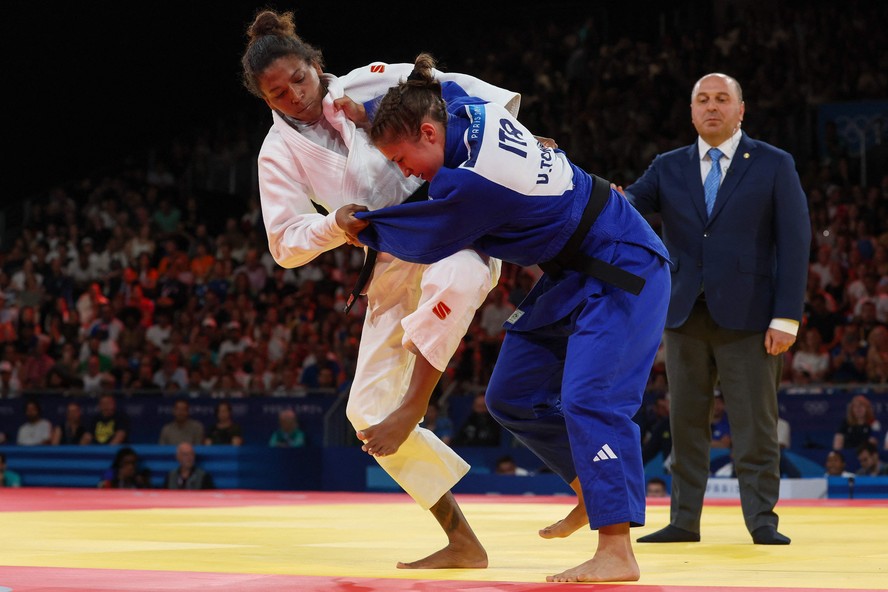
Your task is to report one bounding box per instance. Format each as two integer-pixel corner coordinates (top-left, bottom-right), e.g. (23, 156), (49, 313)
(539, 502), (589, 539)
(540, 477), (588, 538)
(397, 542), (488, 569)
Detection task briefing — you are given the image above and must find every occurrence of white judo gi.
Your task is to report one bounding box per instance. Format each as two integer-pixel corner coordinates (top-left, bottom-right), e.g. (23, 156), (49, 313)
(258, 62), (520, 509)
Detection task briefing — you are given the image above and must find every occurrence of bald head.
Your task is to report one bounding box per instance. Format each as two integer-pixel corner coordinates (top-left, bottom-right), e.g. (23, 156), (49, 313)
(691, 73), (743, 103)
(690, 73), (746, 147)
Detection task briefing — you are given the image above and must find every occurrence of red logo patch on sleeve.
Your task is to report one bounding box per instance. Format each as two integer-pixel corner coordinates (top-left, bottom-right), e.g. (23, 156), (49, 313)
(431, 301), (451, 320)
(370, 64), (385, 73)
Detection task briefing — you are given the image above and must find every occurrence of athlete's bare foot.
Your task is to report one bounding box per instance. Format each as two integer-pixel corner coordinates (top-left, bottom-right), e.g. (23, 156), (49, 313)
(398, 491), (488, 569)
(540, 476), (589, 539)
(356, 410), (415, 457)
(546, 522), (639, 583)
(539, 502), (589, 538)
(397, 543), (489, 569)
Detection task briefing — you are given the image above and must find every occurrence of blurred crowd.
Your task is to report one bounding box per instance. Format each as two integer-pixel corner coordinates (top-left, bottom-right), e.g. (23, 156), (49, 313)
(0, 3), (886, 439)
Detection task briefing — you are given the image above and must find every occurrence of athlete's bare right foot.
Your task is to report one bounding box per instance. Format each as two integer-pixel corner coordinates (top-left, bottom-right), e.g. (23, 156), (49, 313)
(546, 522), (639, 582)
(397, 542), (488, 569)
(539, 501), (589, 538)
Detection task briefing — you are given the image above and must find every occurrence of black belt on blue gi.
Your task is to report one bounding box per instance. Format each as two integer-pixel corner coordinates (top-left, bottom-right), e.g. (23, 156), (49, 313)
(538, 174), (646, 296)
(343, 183), (431, 313)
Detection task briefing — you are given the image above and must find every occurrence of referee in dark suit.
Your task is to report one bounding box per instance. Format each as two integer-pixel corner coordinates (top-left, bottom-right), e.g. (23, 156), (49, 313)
(625, 73), (811, 545)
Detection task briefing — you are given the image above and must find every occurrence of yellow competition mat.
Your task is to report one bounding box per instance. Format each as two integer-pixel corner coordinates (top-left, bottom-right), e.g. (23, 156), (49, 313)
(0, 489), (885, 591)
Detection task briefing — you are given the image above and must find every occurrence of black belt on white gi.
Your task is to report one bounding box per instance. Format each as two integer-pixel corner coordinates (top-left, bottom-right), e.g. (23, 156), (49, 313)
(538, 174), (646, 296)
(343, 183), (432, 313)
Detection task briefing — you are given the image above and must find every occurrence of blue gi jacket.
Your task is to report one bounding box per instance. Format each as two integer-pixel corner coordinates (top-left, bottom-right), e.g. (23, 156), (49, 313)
(357, 91), (668, 330)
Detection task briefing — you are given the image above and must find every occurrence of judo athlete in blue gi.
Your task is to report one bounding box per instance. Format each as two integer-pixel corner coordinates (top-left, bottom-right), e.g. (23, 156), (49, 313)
(337, 54), (670, 583)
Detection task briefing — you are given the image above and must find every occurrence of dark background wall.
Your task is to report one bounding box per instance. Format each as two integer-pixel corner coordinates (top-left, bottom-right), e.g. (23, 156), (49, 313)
(7, 1), (673, 202)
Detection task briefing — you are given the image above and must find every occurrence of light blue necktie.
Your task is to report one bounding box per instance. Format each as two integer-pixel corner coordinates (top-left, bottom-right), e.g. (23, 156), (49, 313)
(704, 147), (724, 217)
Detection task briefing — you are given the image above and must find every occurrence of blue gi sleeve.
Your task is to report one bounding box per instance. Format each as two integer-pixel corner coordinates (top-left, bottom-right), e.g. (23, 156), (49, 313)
(356, 168), (510, 264)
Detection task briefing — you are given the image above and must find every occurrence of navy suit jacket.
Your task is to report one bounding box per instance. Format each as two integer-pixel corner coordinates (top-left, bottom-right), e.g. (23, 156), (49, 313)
(625, 133), (811, 332)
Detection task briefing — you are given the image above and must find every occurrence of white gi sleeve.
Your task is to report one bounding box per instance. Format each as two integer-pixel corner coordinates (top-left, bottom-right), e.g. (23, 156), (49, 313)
(257, 130), (347, 269)
(340, 62), (521, 116)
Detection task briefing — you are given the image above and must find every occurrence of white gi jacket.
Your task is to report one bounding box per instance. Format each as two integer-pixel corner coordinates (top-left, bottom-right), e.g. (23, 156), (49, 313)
(257, 63), (520, 509)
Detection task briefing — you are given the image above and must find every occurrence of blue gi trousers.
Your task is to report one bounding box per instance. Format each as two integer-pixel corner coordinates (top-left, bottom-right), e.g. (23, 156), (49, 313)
(486, 246), (669, 529)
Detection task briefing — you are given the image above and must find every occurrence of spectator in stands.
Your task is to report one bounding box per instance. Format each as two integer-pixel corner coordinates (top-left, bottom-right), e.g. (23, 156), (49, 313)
(829, 330), (869, 383)
(298, 342), (339, 390)
(864, 326), (888, 382)
(823, 261), (848, 314)
(125, 283), (155, 330)
(125, 223), (155, 264)
(74, 281), (108, 328)
(98, 446), (150, 489)
(494, 455), (529, 476)
(851, 301), (887, 346)
(269, 408), (306, 448)
(777, 417), (801, 479)
(419, 401), (454, 446)
(790, 327), (830, 384)
(51, 400), (86, 445)
(875, 277), (888, 323)
(0, 453), (22, 487)
(640, 392), (672, 467)
(80, 353), (114, 394)
(217, 321), (252, 362)
(158, 398), (205, 446)
(833, 395), (883, 450)
(81, 393), (129, 445)
(67, 245), (103, 294)
(823, 450), (854, 478)
(78, 332), (113, 371)
(453, 394), (501, 447)
(164, 442), (215, 490)
(145, 310), (173, 353)
(849, 273), (881, 319)
(153, 351), (188, 394)
(190, 240), (215, 283)
(808, 245), (835, 291)
(18, 335), (52, 391)
(117, 306), (146, 359)
(152, 197), (181, 235)
(477, 286), (514, 383)
(0, 359), (21, 398)
(16, 398), (52, 445)
(204, 400), (243, 446)
(855, 442), (888, 477)
(710, 393), (731, 449)
(646, 478), (668, 498)
(233, 248), (267, 295)
(86, 303), (123, 359)
(127, 356), (161, 393)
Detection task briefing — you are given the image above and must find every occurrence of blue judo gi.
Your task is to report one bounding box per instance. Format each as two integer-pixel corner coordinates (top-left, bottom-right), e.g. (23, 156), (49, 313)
(357, 90), (671, 528)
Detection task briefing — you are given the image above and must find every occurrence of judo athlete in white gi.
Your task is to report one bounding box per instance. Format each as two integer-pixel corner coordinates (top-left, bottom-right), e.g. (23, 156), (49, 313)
(338, 55), (671, 583)
(241, 11), (521, 569)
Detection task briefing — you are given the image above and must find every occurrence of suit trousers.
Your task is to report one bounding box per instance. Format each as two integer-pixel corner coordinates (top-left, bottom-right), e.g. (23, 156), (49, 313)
(664, 299), (783, 534)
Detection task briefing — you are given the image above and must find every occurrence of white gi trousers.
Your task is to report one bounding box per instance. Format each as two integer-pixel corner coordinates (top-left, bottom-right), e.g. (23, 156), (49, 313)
(345, 249), (499, 510)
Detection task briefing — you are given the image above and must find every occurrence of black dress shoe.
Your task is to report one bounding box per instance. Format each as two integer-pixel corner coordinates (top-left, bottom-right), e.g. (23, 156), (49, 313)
(637, 524), (701, 543)
(751, 526), (791, 545)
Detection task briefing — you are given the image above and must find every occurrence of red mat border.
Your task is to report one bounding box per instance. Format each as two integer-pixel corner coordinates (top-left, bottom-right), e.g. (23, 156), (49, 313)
(1, 487), (885, 512)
